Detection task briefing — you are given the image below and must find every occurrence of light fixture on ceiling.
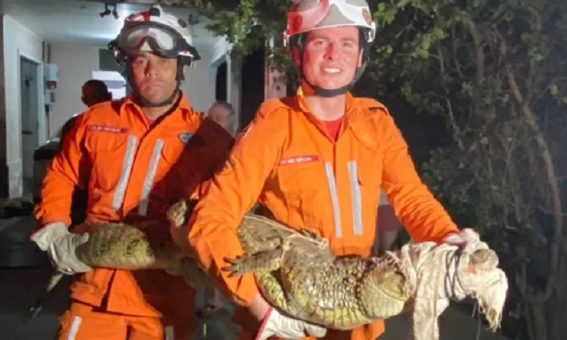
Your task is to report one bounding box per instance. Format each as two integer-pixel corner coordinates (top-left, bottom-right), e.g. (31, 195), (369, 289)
(100, 3), (119, 20)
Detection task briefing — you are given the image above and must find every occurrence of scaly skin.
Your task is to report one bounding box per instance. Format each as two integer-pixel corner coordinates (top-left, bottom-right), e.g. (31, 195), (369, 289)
(168, 200), (412, 329)
(168, 200), (507, 338)
(75, 222), (184, 271)
(224, 214), (412, 329)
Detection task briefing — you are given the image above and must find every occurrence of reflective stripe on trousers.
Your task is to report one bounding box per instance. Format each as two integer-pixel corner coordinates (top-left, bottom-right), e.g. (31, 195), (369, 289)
(66, 316), (82, 340)
(65, 316), (176, 340)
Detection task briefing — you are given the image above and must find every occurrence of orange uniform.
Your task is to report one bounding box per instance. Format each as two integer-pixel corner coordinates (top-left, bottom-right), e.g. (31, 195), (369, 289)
(35, 94), (232, 339)
(188, 93), (459, 340)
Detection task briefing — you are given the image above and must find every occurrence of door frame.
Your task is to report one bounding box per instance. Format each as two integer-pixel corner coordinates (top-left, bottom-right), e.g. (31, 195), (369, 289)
(18, 52), (46, 194)
(18, 52), (46, 145)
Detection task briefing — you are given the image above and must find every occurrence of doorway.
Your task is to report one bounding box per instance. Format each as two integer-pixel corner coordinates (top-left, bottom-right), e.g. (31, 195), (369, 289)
(20, 56), (41, 194)
(215, 61), (227, 101)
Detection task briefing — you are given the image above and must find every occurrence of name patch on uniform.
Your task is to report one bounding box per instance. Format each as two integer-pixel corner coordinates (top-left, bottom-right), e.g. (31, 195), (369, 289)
(280, 155), (320, 166)
(178, 132), (193, 144)
(87, 124), (127, 134)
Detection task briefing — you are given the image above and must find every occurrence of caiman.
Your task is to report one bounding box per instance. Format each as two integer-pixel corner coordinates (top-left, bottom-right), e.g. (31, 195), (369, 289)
(32, 200), (507, 340)
(27, 219), (207, 320)
(168, 200), (508, 340)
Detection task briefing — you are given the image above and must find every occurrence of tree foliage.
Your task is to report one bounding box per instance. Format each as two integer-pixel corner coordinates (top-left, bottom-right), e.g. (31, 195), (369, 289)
(365, 1), (567, 339)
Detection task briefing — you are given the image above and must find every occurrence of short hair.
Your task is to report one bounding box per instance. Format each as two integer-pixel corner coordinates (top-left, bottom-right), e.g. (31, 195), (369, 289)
(82, 80), (111, 100)
(209, 101), (235, 117)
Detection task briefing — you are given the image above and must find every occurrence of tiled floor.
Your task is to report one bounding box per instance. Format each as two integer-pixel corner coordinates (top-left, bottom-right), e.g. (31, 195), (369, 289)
(0, 215), (508, 340)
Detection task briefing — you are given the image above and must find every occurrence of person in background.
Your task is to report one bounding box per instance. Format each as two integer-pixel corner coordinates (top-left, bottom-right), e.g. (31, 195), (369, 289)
(207, 100), (236, 135)
(81, 79), (113, 107)
(31, 5), (232, 340)
(59, 79), (112, 149)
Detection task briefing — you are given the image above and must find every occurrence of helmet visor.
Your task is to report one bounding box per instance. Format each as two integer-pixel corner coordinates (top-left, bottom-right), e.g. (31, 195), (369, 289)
(288, 0), (375, 36)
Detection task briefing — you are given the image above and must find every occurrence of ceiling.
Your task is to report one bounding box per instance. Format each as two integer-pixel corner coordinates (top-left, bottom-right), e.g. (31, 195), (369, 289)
(0, 0), (219, 47)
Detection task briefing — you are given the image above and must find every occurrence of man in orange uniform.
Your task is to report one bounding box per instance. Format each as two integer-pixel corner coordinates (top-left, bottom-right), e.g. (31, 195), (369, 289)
(31, 5), (232, 340)
(186, 0), (473, 339)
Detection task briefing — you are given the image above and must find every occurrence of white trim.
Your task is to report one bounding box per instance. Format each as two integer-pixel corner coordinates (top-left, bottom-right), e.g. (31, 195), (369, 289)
(164, 325), (174, 340)
(348, 160), (363, 235)
(325, 162), (343, 238)
(67, 315), (82, 340)
(138, 139), (165, 215)
(112, 135), (138, 211)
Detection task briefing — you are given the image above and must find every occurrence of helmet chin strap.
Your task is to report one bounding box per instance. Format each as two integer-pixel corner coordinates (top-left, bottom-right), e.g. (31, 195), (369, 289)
(134, 86), (180, 108)
(303, 78), (352, 97)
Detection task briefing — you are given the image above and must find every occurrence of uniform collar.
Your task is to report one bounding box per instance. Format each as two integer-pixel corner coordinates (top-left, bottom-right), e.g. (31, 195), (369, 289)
(295, 89), (383, 147)
(296, 88), (358, 118)
(295, 89), (366, 126)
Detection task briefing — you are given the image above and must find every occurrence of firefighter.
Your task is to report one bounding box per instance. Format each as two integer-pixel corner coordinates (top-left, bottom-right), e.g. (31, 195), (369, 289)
(185, 0), (475, 339)
(31, 5), (232, 339)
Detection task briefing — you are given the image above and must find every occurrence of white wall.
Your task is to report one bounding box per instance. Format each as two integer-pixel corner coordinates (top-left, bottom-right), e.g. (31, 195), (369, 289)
(0, 30), (233, 197)
(180, 45), (215, 113)
(49, 39), (227, 121)
(209, 37), (230, 66)
(183, 37), (242, 125)
(2, 15), (43, 197)
(49, 43), (100, 136)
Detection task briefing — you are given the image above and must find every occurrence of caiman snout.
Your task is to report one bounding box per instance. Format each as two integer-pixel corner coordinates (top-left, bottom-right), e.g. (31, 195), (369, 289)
(469, 249), (499, 270)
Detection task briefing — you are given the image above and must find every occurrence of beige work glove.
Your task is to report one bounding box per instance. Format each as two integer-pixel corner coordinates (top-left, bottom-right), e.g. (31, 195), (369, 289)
(442, 228), (480, 247)
(31, 222), (92, 275)
(256, 306), (327, 340)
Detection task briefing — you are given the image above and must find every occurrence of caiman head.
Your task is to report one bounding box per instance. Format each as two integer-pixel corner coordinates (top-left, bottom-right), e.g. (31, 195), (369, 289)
(451, 247), (508, 331)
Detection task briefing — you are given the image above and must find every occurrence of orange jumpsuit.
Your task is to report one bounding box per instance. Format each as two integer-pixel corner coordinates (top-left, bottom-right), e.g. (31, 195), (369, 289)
(35, 94), (232, 340)
(188, 92), (459, 340)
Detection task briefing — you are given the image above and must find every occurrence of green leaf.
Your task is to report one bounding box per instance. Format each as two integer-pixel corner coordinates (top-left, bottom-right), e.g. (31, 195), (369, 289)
(550, 83), (559, 97)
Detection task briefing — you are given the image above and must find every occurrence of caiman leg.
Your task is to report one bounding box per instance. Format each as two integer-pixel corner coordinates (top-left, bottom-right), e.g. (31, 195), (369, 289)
(298, 229), (329, 249)
(167, 200), (189, 229)
(224, 248), (284, 277)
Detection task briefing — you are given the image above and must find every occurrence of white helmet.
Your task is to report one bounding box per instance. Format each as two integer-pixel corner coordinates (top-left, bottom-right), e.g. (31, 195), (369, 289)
(284, 0), (376, 46)
(284, 0), (376, 97)
(110, 5), (200, 65)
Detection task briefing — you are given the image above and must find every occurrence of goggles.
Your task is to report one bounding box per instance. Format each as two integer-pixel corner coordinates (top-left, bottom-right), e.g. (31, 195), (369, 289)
(117, 22), (196, 59)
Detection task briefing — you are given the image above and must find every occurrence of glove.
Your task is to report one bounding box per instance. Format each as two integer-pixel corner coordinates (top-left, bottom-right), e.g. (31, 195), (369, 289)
(256, 306), (327, 340)
(31, 222), (92, 275)
(442, 228), (480, 247)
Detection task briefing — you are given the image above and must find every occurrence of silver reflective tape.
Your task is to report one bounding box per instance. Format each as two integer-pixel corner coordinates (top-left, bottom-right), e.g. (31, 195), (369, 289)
(325, 162), (343, 238)
(112, 135), (138, 211)
(164, 325), (174, 340)
(348, 160), (363, 235)
(138, 139), (165, 216)
(67, 315), (82, 340)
